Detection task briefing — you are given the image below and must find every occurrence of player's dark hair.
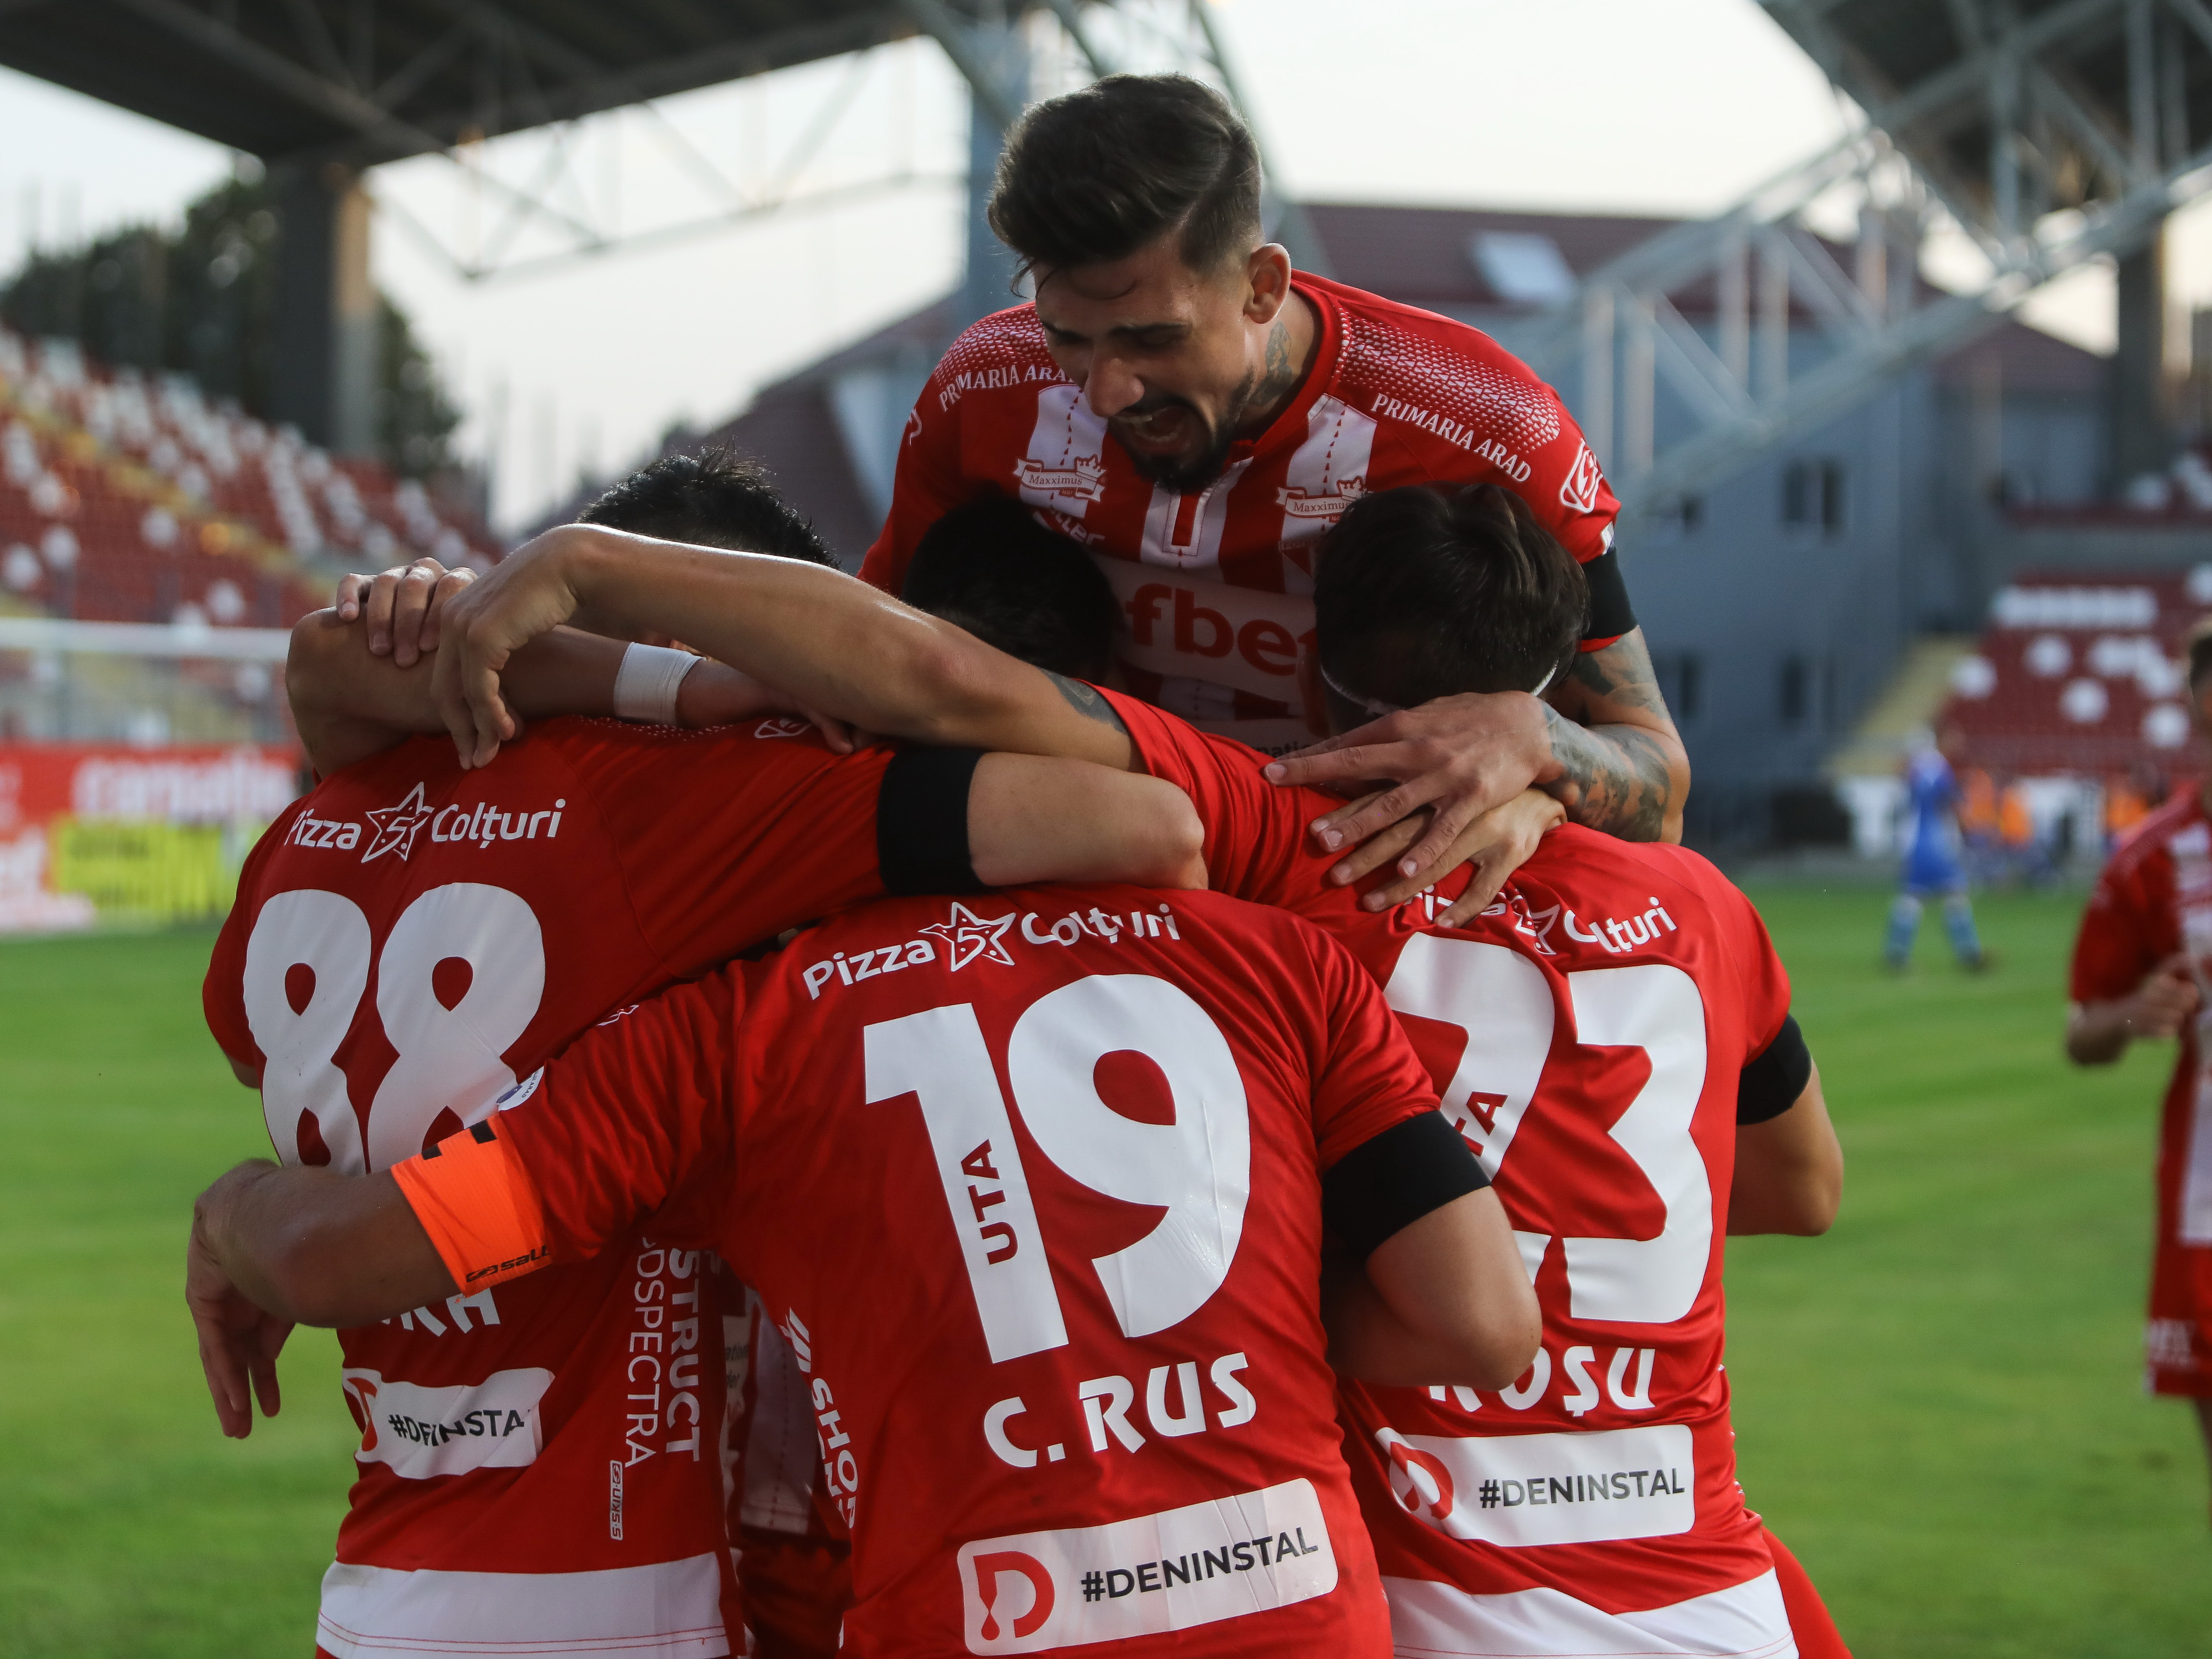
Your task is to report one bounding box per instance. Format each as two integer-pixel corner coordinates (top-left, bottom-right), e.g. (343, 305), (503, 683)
(988, 74), (1263, 280)
(2187, 614), (2212, 689)
(577, 447), (832, 567)
(1314, 483), (1588, 709)
(902, 497), (1121, 681)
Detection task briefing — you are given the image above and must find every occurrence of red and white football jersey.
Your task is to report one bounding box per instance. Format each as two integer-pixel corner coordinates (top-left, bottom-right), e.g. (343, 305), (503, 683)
(393, 883), (1447, 1658)
(2071, 791), (2212, 1398)
(202, 717), (898, 1659)
(1098, 689), (1803, 1634)
(859, 276), (1621, 753)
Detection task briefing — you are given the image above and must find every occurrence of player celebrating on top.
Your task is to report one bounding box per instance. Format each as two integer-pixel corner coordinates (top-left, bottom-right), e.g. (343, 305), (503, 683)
(862, 72), (1687, 878)
(2067, 616), (2212, 1518)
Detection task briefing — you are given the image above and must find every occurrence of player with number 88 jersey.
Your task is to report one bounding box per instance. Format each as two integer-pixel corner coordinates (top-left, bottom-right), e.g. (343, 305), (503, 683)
(202, 717), (945, 1659)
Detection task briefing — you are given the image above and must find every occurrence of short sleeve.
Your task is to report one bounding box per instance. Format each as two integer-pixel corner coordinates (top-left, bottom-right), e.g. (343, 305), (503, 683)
(1098, 686), (1335, 909)
(566, 725), (895, 981)
(859, 368), (977, 593)
(2071, 858), (2159, 1004)
(1299, 920), (1444, 1168)
(202, 806), (309, 1075)
(1715, 879), (1795, 1061)
(392, 968), (746, 1288)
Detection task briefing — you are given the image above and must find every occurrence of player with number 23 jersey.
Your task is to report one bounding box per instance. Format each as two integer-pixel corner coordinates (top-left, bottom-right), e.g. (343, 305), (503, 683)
(1098, 687), (1819, 1653)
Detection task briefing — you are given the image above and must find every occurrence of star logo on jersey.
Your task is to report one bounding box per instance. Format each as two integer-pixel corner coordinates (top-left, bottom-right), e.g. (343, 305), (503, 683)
(360, 782), (435, 864)
(922, 902), (1018, 972)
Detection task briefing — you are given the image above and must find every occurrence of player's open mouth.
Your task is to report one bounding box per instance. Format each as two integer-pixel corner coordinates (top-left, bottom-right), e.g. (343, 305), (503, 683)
(1112, 403), (1198, 455)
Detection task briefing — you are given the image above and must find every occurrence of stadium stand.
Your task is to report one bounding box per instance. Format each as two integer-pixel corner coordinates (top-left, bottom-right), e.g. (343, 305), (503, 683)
(1939, 565), (2212, 779)
(0, 326), (498, 633)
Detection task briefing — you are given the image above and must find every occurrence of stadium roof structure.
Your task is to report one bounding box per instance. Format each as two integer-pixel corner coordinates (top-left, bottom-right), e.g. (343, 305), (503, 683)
(0, 1), (1291, 454)
(1764, 0), (2212, 241)
(1499, 0), (2212, 521)
(0, 1), (943, 167)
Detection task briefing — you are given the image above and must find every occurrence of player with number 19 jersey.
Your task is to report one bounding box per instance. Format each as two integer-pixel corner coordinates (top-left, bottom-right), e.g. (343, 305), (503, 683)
(202, 716), (905, 1659)
(387, 881), (1464, 1658)
(1098, 689), (1812, 1651)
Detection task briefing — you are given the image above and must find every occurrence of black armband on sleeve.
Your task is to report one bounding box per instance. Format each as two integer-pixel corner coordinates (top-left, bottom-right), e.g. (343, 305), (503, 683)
(1580, 547), (1637, 644)
(1737, 1013), (1812, 1124)
(877, 747), (987, 896)
(1322, 1111), (1490, 1262)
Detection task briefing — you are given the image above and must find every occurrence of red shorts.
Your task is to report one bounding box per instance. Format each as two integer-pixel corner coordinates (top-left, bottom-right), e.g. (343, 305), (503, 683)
(2146, 1231), (2212, 1396)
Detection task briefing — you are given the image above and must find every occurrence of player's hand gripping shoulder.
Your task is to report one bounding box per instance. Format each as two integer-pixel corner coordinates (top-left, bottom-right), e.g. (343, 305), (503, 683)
(188, 1160), (455, 1434)
(1263, 630), (1689, 891)
(2067, 952), (2202, 1063)
(1322, 787), (1565, 922)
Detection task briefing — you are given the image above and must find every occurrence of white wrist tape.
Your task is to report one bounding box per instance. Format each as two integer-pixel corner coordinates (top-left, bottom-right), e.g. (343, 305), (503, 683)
(612, 643), (700, 725)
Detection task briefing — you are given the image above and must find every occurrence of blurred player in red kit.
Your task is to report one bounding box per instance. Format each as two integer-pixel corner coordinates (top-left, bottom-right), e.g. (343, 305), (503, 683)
(414, 478), (1853, 1657)
(2067, 614), (2212, 1515)
(860, 71), (1687, 894)
(191, 874), (1543, 1657)
(194, 454), (1200, 1659)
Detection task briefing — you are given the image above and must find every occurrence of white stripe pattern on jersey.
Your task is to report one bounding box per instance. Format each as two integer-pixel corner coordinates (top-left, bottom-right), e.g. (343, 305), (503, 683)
(1383, 1569), (1797, 1659)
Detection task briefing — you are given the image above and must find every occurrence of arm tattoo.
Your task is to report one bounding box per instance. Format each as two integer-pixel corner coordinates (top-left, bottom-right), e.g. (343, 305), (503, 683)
(1540, 636), (1682, 840)
(1045, 672), (1128, 735)
(1542, 709), (1672, 839)
(1249, 317), (1303, 419)
(1565, 640), (1668, 715)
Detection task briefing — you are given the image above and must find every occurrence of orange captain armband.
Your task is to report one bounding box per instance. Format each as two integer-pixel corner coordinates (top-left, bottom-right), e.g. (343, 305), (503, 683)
(391, 1117), (554, 1291)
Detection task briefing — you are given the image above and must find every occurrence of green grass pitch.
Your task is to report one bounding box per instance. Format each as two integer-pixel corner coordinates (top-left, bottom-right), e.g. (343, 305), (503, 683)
(1, 884), (2207, 1656)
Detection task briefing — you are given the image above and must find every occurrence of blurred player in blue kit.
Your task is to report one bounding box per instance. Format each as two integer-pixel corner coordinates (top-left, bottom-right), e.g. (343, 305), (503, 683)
(1883, 726), (1989, 973)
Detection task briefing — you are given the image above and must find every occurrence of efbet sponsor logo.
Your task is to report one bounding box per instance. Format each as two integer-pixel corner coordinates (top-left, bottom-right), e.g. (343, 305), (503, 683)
(1012, 453), (1107, 502)
(802, 901), (1188, 999)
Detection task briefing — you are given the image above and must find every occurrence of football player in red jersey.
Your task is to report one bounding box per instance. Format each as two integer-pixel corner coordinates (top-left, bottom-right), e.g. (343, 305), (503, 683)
(196, 464), (1203, 1659)
(858, 72), (1687, 880)
(2067, 614), (2212, 1516)
(192, 878), (1542, 1658)
(1080, 489), (1850, 1658)
(328, 452), (879, 1659)
(416, 489), (1850, 1657)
